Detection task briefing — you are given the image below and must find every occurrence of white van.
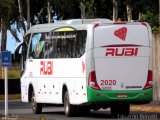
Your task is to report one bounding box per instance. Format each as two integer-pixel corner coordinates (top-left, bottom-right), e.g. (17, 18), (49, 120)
(16, 19), (153, 117)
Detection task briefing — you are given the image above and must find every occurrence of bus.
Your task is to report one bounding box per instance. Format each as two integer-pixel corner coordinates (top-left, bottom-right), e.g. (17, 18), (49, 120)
(16, 19), (153, 117)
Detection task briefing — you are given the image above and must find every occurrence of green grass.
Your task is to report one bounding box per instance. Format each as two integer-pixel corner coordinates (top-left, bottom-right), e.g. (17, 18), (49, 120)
(0, 65), (21, 79)
(8, 66), (21, 79)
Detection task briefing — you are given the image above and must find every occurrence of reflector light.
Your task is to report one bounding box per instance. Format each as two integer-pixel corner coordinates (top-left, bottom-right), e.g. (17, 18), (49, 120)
(88, 71), (101, 90)
(141, 22), (147, 26)
(143, 70), (153, 89)
(82, 61), (85, 73)
(93, 22), (99, 28)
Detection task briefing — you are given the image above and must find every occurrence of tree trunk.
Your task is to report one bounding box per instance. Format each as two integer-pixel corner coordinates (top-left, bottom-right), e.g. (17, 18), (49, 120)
(27, 0), (30, 30)
(127, 4), (132, 22)
(9, 27), (21, 43)
(159, 0), (160, 24)
(18, 0), (22, 18)
(79, 0), (86, 19)
(47, 1), (51, 23)
(113, 0), (118, 21)
(18, 0), (26, 34)
(153, 33), (160, 100)
(1, 21), (7, 51)
(138, 12), (143, 21)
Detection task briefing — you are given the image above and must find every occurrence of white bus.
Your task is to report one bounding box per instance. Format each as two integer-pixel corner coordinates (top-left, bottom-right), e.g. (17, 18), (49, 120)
(17, 19), (153, 117)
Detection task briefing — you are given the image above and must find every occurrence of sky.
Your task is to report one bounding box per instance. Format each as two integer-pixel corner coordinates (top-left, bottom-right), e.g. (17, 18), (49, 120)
(0, 29), (23, 53)
(0, 17), (57, 53)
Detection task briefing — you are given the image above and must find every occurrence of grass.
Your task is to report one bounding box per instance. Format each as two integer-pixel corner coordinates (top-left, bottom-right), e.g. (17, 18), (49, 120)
(8, 67), (21, 79)
(0, 64), (21, 79)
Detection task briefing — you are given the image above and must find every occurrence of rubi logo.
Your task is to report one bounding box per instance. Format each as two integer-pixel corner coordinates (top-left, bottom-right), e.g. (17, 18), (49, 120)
(114, 27), (127, 41)
(106, 48), (138, 56)
(40, 61), (53, 75)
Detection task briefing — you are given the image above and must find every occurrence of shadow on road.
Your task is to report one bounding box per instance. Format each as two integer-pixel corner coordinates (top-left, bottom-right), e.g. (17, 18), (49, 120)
(41, 109), (160, 119)
(42, 110), (113, 119)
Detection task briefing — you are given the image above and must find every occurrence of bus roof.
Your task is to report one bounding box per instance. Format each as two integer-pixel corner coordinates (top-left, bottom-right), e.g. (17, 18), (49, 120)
(25, 19), (113, 36)
(25, 19), (148, 36)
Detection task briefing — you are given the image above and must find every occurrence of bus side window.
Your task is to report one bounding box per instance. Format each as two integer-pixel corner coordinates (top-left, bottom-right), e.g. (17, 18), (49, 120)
(66, 38), (75, 58)
(29, 33), (46, 59)
(74, 31), (87, 58)
(49, 30), (86, 59)
(38, 32), (56, 59)
(55, 32), (69, 58)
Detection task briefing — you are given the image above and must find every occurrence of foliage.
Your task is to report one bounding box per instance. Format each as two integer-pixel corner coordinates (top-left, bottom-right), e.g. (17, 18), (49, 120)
(0, 0), (19, 26)
(0, 0), (159, 50)
(8, 65), (21, 79)
(1, 0), (158, 28)
(141, 11), (159, 27)
(0, 66), (21, 79)
(85, 0), (95, 18)
(152, 26), (160, 34)
(121, 0), (158, 20)
(94, 0), (112, 19)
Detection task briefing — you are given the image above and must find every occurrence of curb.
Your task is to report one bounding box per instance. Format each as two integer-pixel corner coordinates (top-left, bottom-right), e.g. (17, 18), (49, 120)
(131, 105), (160, 113)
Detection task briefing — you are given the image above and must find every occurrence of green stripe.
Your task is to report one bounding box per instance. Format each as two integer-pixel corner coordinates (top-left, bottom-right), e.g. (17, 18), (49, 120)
(87, 87), (153, 103)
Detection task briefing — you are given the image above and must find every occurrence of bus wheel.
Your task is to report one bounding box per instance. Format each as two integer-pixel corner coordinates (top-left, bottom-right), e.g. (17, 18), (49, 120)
(31, 91), (42, 114)
(110, 103), (130, 118)
(64, 91), (75, 117)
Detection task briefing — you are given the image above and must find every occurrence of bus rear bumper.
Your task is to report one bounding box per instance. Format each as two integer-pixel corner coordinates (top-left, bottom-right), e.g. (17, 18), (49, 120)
(87, 87), (153, 104)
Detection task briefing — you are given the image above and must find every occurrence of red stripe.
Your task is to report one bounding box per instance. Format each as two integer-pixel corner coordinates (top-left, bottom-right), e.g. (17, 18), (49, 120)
(141, 22), (147, 26)
(114, 22), (127, 24)
(101, 44), (142, 47)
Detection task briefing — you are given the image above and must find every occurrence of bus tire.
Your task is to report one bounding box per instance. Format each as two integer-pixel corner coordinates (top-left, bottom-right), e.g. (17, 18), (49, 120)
(110, 103), (130, 118)
(64, 91), (75, 117)
(31, 91), (42, 114)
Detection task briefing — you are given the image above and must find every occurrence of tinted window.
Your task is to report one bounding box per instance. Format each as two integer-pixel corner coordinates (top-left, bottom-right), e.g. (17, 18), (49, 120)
(29, 33), (46, 59)
(51, 30), (87, 58)
(29, 30), (87, 59)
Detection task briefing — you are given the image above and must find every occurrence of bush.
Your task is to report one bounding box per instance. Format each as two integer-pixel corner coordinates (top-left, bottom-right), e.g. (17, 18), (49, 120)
(152, 26), (160, 34)
(141, 11), (159, 27)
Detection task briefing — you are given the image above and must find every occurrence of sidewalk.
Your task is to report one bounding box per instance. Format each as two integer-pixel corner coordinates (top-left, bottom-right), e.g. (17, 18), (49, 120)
(131, 101), (160, 113)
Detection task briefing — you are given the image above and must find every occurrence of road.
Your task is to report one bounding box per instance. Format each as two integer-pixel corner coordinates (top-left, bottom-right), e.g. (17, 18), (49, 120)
(0, 100), (160, 120)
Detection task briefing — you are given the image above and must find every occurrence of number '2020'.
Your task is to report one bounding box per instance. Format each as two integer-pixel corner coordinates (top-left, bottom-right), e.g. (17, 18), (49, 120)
(100, 80), (116, 85)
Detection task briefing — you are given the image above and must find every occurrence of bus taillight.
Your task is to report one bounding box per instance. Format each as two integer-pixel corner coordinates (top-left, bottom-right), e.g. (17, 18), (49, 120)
(143, 70), (153, 90)
(88, 71), (101, 90)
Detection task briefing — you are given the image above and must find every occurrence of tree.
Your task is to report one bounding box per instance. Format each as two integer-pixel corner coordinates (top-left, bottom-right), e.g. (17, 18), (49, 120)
(26, 0), (30, 29)
(159, 0), (160, 24)
(47, 0), (51, 23)
(126, 3), (132, 21)
(79, 0), (86, 19)
(113, 0), (118, 21)
(0, 0), (20, 50)
(94, 0), (112, 19)
(124, 0), (158, 21)
(85, 0), (96, 18)
(125, 0), (134, 21)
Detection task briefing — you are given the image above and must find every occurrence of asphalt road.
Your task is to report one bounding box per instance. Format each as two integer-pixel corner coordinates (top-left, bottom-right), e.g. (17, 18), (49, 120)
(0, 100), (160, 120)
